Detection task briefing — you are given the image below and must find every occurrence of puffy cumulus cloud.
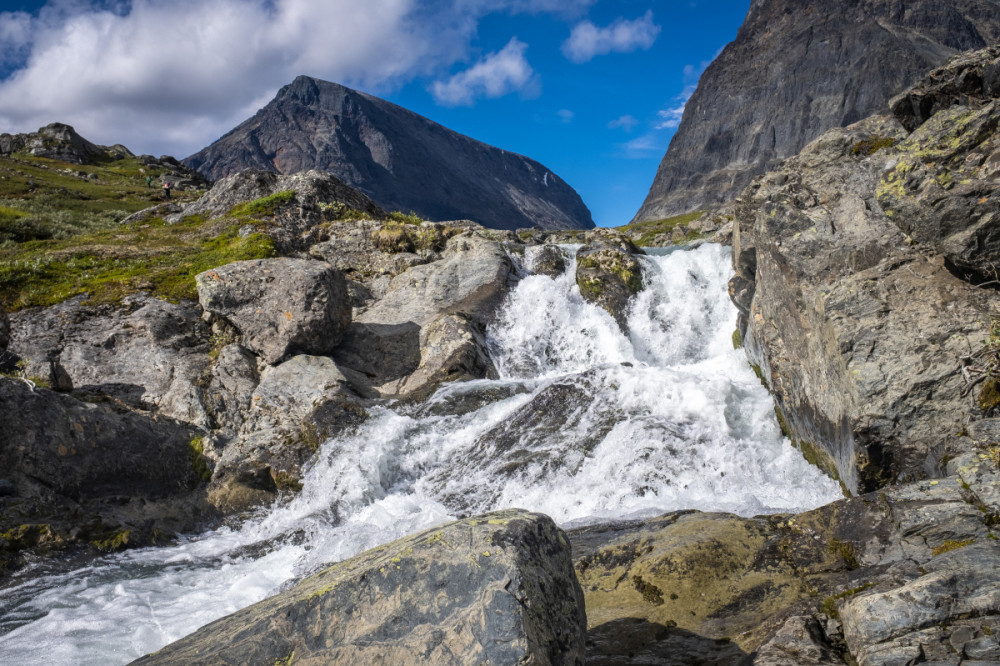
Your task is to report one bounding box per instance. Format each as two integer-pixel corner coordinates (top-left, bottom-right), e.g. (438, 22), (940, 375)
(430, 37), (539, 107)
(608, 114), (637, 131)
(0, 0), (585, 156)
(561, 10), (660, 64)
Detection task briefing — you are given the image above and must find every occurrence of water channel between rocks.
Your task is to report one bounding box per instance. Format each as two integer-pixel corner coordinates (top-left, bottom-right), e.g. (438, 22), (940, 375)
(0, 242), (842, 665)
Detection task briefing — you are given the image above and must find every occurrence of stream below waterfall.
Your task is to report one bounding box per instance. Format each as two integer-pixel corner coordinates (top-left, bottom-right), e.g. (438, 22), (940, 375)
(0, 242), (842, 665)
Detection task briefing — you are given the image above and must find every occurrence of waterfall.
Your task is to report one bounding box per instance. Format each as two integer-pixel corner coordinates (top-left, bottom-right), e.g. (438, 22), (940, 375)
(0, 243), (842, 665)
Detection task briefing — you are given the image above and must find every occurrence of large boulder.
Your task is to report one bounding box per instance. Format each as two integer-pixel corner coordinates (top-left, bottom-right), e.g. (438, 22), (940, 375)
(196, 258), (352, 366)
(8, 295), (213, 426)
(575, 237), (645, 331)
(207, 354), (365, 512)
(132, 509), (587, 665)
(570, 465), (1000, 665)
(0, 306), (9, 351)
(334, 230), (514, 399)
(730, 47), (1000, 492)
(0, 377), (212, 570)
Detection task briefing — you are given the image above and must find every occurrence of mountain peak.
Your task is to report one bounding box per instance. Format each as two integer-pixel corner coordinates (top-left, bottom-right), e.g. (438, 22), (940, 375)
(185, 78), (593, 231)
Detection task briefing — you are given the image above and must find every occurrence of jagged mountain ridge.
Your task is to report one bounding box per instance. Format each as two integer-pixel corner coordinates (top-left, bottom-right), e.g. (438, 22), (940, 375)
(632, 0), (1000, 222)
(185, 76), (594, 231)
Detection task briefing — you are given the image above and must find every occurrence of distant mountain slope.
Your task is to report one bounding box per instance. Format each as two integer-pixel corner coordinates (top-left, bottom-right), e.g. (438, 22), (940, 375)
(185, 76), (594, 231)
(632, 0), (1000, 222)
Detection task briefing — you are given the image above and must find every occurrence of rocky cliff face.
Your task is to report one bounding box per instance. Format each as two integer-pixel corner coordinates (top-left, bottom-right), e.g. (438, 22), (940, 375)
(184, 76), (594, 231)
(730, 44), (1000, 493)
(633, 0), (1000, 222)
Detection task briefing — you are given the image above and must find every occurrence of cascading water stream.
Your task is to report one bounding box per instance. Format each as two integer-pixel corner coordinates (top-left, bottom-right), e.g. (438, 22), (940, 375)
(0, 243), (842, 665)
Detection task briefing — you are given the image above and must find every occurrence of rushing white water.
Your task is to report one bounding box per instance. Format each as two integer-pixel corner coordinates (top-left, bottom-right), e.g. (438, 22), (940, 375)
(0, 243), (842, 665)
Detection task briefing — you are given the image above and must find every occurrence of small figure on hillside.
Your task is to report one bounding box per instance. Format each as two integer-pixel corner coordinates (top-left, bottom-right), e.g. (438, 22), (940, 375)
(162, 181), (171, 199)
(145, 175), (153, 188)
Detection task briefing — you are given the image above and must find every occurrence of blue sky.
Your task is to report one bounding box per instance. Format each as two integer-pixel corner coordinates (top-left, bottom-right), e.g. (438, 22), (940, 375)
(0, 1), (750, 226)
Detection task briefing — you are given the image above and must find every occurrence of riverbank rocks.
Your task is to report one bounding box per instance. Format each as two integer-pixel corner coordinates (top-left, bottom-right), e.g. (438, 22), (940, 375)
(8, 295), (212, 425)
(569, 466), (1000, 665)
(207, 354), (366, 512)
(575, 237), (645, 330)
(730, 44), (1000, 493)
(197, 257), (351, 366)
(0, 377), (213, 571)
(334, 230), (514, 399)
(131, 509), (587, 666)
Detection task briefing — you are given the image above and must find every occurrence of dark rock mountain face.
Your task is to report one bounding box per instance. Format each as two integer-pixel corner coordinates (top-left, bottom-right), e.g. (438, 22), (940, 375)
(185, 76), (594, 231)
(632, 0), (1000, 222)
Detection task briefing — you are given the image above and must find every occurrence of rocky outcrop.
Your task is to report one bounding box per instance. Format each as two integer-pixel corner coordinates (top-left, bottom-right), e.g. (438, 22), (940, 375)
(207, 354), (366, 512)
(0, 306), (9, 351)
(730, 44), (1000, 493)
(575, 238), (645, 331)
(334, 230), (515, 399)
(0, 122), (132, 164)
(131, 509), (587, 666)
(184, 75), (594, 231)
(196, 257), (352, 366)
(570, 456), (1000, 665)
(0, 377), (213, 570)
(633, 0), (1000, 222)
(8, 295), (213, 426)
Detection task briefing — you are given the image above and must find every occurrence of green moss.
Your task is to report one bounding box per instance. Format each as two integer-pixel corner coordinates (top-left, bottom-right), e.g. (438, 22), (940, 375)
(827, 538), (859, 570)
(274, 652), (295, 666)
(618, 211), (703, 247)
(577, 252), (643, 294)
(732, 328), (743, 350)
(188, 437), (212, 483)
(851, 135), (896, 156)
(388, 211), (423, 225)
(317, 201), (370, 221)
(0, 215), (277, 310)
(932, 539), (975, 556)
(229, 190), (296, 218)
(371, 225), (415, 253)
(632, 574), (665, 605)
(271, 470), (304, 493)
(773, 406), (792, 440)
(978, 378), (1000, 413)
(91, 529), (131, 552)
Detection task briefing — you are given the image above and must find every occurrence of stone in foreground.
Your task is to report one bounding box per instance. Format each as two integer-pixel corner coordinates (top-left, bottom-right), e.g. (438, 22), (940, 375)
(131, 509), (586, 666)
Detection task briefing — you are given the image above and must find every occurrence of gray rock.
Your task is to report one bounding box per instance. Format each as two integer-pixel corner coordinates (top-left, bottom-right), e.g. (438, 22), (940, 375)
(632, 0), (1000, 221)
(196, 258), (351, 366)
(203, 343), (259, 434)
(575, 238), (645, 331)
(184, 76), (594, 231)
(527, 243), (569, 278)
(131, 509), (587, 666)
(8, 295), (212, 427)
(207, 354), (365, 512)
(0, 122), (127, 164)
(730, 102), (998, 492)
(0, 376), (213, 568)
(335, 231), (514, 398)
(0, 306), (9, 351)
(841, 544), (1000, 666)
(752, 616), (842, 665)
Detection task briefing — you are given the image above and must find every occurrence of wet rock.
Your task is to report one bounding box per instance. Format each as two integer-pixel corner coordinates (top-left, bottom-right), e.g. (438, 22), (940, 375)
(207, 354), (364, 512)
(8, 295), (212, 426)
(196, 257), (351, 366)
(334, 231), (514, 399)
(131, 509), (587, 666)
(528, 244), (569, 278)
(575, 238), (645, 331)
(203, 342), (259, 435)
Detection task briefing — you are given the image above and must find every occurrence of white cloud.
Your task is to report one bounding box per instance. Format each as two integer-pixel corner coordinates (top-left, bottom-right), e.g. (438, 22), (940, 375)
(557, 108), (574, 122)
(561, 10), (660, 63)
(608, 114), (637, 131)
(655, 84), (695, 130)
(0, 0), (580, 157)
(430, 37), (538, 107)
